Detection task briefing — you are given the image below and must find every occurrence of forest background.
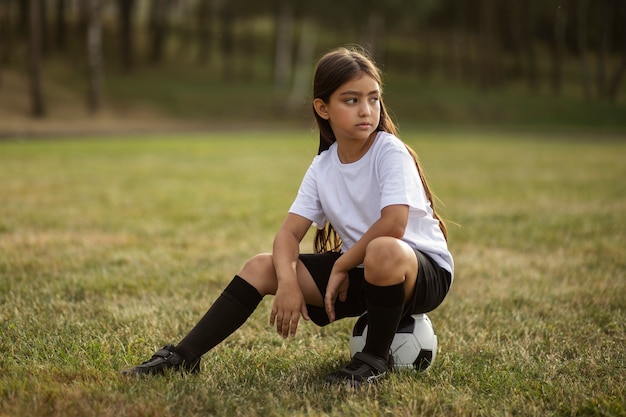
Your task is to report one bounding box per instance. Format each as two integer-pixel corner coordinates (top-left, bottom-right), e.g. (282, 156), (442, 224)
(1, 0), (626, 135)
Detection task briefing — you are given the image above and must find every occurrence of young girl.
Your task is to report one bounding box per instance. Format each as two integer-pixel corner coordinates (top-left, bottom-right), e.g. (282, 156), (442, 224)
(122, 47), (453, 387)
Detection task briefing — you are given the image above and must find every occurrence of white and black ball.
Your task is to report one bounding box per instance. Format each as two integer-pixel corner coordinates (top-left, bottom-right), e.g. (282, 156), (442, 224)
(349, 313), (438, 371)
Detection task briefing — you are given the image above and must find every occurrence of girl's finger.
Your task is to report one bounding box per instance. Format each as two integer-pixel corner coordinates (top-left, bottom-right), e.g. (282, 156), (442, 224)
(281, 314), (291, 338)
(301, 304), (310, 321)
(275, 314), (283, 334)
(289, 315), (299, 337)
(324, 294), (336, 322)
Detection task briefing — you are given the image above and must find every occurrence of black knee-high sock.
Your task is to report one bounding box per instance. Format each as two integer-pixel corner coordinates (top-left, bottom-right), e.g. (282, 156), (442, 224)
(174, 275), (262, 362)
(362, 281), (405, 361)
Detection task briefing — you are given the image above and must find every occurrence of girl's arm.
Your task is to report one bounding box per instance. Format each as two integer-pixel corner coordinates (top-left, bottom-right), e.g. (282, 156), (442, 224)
(324, 204), (409, 321)
(270, 213), (313, 337)
(338, 204), (408, 271)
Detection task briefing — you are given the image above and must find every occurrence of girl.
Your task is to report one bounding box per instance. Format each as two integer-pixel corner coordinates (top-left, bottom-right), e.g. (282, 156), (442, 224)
(122, 47), (453, 387)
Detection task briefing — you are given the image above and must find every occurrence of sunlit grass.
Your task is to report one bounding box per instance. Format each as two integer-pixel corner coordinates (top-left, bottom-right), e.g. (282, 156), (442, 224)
(0, 130), (624, 416)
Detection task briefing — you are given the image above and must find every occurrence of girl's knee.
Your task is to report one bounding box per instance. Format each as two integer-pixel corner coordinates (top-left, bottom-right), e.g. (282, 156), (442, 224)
(364, 237), (415, 285)
(240, 253), (273, 274)
(239, 253), (277, 295)
(365, 237), (402, 268)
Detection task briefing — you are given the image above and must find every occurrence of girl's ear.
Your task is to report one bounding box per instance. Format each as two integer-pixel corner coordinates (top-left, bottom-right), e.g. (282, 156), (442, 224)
(313, 98), (329, 120)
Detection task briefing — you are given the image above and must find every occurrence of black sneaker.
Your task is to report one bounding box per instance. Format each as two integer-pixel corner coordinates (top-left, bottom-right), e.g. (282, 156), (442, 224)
(324, 352), (391, 387)
(121, 344), (201, 377)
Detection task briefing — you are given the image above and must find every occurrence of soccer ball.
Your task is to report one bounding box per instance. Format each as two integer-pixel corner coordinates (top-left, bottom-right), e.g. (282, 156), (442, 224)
(349, 313), (438, 371)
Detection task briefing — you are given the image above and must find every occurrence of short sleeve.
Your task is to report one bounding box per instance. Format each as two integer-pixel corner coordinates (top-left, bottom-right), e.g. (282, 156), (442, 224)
(288, 158), (327, 228)
(378, 142), (429, 216)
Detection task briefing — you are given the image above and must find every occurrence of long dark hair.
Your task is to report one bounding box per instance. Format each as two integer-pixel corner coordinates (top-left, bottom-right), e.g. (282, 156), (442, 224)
(312, 47), (447, 253)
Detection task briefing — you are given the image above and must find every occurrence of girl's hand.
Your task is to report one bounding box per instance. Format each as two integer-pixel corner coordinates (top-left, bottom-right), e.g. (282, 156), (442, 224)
(324, 268), (350, 323)
(270, 283), (310, 338)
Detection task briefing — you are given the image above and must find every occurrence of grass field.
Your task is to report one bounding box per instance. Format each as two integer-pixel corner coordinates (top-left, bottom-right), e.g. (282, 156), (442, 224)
(0, 129), (624, 417)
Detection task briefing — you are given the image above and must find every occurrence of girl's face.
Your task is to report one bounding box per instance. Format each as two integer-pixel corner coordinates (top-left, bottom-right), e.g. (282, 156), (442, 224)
(314, 74), (381, 145)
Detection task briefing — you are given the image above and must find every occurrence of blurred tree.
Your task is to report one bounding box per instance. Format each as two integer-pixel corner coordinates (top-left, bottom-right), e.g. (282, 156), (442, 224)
(576, 0), (593, 101)
(38, 0), (48, 55)
(18, 0), (27, 39)
(512, 0), (538, 93)
(449, 0), (474, 83)
(286, 18), (316, 112)
(5, 0), (626, 119)
(75, 0), (88, 42)
(55, 0), (67, 51)
(218, 0), (235, 81)
(196, 0), (213, 66)
(273, 0), (294, 92)
(117, 0), (136, 72)
(0, 0), (12, 79)
(86, 0), (102, 114)
(478, 0), (499, 90)
(595, 0), (610, 98)
(410, 0), (454, 80)
(606, 0), (626, 102)
(28, 0), (45, 117)
(359, 0), (386, 60)
(550, 0), (569, 95)
(148, 0), (174, 65)
(593, 0), (626, 102)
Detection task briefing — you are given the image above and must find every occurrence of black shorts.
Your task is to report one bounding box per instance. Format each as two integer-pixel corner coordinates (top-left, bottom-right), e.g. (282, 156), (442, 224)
(299, 249), (452, 327)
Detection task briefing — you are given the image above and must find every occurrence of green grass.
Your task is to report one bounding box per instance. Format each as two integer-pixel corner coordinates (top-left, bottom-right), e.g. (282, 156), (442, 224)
(0, 129), (625, 417)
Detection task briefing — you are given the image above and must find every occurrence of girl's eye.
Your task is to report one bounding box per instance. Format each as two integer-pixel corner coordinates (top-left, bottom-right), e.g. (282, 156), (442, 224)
(369, 96), (379, 103)
(345, 98), (357, 104)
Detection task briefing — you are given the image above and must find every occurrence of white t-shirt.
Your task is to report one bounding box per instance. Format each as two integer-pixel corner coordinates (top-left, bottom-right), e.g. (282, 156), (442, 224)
(289, 131), (454, 278)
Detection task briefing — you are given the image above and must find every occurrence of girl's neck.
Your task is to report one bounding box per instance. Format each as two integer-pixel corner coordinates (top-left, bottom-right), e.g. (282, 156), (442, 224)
(336, 131), (378, 164)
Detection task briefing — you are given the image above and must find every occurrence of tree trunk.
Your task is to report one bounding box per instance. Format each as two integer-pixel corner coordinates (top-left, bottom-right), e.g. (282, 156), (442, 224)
(477, 0), (501, 90)
(55, 0), (67, 50)
(550, 0), (569, 95)
(607, 0), (626, 102)
(595, 0), (613, 99)
(506, 0), (524, 80)
(0, 4), (3, 86)
(273, 0), (294, 92)
(287, 20), (317, 112)
(240, 27), (256, 80)
(478, 0), (497, 90)
(521, 1), (538, 93)
(219, 2), (235, 81)
(76, 0), (88, 40)
(607, 54), (625, 103)
(118, 0), (135, 72)
(196, 0), (212, 66)
(149, 0), (171, 65)
(0, 0), (10, 81)
(361, 11), (384, 60)
(86, 0), (102, 114)
(28, 0), (45, 117)
(418, 32), (435, 81)
(576, 0), (593, 101)
(38, 0), (48, 55)
(452, 1), (471, 83)
(19, 0), (28, 39)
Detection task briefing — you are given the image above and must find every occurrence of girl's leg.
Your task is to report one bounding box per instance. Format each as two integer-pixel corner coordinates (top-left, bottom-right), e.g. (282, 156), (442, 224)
(361, 236), (418, 361)
(239, 253), (324, 307)
(122, 253), (323, 376)
(325, 236), (418, 386)
(174, 253), (323, 361)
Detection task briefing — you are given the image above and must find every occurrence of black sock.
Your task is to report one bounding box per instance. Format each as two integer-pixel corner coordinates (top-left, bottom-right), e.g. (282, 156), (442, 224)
(174, 275), (262, 362)
(362, 281), (405, 361)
